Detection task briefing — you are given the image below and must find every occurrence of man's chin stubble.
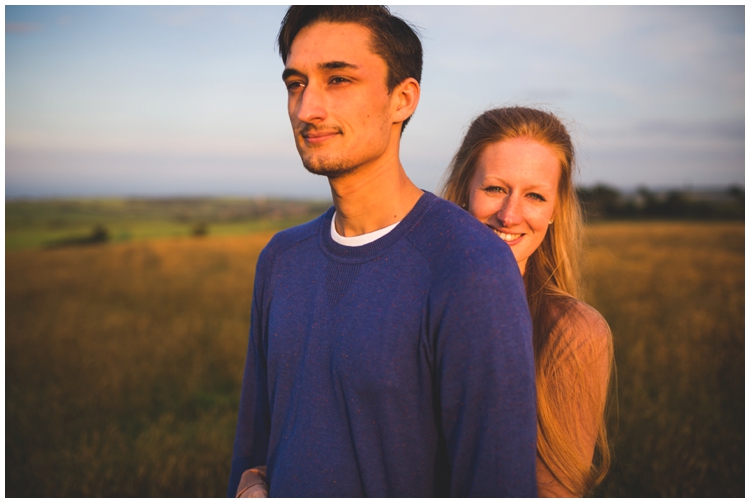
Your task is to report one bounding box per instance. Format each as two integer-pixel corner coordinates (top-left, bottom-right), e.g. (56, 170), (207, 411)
(302, 156), (358, 179)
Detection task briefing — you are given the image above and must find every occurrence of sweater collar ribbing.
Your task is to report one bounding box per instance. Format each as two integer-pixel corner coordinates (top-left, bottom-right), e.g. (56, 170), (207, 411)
(319, 191), (436, 263)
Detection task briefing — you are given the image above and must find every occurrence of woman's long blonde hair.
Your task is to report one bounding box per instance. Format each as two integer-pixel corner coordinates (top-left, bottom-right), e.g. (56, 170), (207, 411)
(441, 106), (611, 495)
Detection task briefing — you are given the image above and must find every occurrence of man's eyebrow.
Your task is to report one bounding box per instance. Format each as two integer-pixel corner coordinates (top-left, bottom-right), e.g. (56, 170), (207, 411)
(282, 61), (359, 81)
(281, 68), (303, 81)
(319, 61), (359, 71)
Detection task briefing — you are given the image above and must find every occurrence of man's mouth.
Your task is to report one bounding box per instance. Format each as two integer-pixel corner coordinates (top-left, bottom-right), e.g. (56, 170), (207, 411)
(301, 127), (341, 144)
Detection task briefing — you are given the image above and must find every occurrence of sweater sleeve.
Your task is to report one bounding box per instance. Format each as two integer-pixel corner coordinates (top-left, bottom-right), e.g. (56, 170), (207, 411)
(431, 254), (538, 497)
(226, 250), (273, 498)
(535, 300), (612, 497)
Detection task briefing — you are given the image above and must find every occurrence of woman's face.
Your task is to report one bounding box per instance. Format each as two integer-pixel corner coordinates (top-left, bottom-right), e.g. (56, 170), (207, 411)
(468, 138), (560, 275)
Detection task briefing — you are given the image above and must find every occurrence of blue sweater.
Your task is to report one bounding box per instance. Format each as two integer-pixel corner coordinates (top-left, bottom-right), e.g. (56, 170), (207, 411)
(227, 192), (537, 497)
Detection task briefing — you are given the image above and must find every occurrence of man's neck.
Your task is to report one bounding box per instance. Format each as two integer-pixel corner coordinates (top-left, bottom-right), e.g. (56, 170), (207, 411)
(329, 153), (423, 237)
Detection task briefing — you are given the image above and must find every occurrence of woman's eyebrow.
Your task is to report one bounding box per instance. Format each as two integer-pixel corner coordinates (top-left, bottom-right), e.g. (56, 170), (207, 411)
(481, 176), (554, 191)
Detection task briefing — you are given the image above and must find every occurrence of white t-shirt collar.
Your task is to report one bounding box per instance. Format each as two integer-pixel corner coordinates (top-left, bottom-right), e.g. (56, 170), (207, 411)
(330, 211), (400, 247)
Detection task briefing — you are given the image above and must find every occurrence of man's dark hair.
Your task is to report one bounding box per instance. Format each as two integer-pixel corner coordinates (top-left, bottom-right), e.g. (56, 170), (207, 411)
(277, 5), (423, 130)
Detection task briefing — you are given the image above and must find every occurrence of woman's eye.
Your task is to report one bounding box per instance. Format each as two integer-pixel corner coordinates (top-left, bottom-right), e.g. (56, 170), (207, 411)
(482, 186), (506, 194)
(528, 192), (547, 202)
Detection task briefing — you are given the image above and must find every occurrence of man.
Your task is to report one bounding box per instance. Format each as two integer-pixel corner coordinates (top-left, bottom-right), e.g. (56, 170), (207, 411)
(227, 6), (537, 497)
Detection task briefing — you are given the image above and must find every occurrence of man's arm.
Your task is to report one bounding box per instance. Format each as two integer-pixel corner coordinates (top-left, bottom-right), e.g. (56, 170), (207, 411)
(433, 253), (538, 497)
(227, 257), (272, 498)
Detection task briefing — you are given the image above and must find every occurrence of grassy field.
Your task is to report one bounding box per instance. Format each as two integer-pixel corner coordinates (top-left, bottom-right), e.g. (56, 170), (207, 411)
(5, 219), (744, 497)
(5, 197), (331, 250)
(584, 222), (744, 497)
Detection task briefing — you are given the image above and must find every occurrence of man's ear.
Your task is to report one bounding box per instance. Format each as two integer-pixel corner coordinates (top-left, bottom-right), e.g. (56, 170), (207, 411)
(391, 77), (420, 125)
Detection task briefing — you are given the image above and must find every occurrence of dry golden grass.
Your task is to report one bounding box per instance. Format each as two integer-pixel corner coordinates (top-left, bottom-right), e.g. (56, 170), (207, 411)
(583, 222), (744, 497)
(6, 234), (272, 497)
(5, 221), (744, 496)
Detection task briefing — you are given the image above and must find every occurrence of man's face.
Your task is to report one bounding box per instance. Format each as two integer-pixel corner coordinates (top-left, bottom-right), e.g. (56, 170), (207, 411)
(282, 22), (397, 178)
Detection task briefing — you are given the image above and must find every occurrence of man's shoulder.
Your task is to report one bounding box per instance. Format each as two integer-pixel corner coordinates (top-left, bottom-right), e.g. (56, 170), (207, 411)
(409, 195), (514, 270)
(259, 208), (331, 264)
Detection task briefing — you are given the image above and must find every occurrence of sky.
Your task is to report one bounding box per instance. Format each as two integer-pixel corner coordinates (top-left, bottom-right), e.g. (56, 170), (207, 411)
(5, 5), (745, 199)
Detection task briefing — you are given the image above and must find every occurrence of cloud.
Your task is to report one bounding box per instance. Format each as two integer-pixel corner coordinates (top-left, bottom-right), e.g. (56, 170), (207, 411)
(579, 117), (744, 155)
(5, 147), (331, 199)
(634, 118), (744, 141)
(631, 6), (743, 63)
(146, 6), (272, 29)
(6, 22), (43, 34)
(398, 6), (640, 51)
(149, 7), (209, 27)
(581, 144), (744, 188)
(524, 88), (574, 102)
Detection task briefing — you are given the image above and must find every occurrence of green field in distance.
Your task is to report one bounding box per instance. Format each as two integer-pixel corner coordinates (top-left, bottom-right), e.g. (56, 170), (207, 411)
(6, 197), (332, 250)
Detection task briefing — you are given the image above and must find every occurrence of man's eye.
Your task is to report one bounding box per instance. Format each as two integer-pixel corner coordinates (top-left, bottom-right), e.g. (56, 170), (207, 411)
(329, 77), (349, 85)
(286, 81), (304, 91)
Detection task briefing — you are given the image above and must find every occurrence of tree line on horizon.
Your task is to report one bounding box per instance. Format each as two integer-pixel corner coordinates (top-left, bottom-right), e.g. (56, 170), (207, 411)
(577, 185), (744, 221)
(7, 185), (744, 232)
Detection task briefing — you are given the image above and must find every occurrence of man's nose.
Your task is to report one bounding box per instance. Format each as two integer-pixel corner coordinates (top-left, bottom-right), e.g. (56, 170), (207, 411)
(496, 196), (522, 227)
(295, 83), (326, 124)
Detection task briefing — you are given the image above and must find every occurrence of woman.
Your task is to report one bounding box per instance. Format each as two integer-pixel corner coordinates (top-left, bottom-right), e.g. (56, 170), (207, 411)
(237, 107), (612, 498)
(442, 106), (612, 497)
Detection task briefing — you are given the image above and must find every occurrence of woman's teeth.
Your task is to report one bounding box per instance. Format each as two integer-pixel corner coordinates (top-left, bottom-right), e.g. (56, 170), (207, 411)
(493, 229), (521, 242)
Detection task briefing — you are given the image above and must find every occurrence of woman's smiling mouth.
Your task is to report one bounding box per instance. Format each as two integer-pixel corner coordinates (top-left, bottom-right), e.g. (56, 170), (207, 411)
(489, 227), (523, 243)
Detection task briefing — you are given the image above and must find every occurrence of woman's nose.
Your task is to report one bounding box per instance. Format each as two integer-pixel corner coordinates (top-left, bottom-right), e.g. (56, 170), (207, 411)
(496, 197), (522, 227)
